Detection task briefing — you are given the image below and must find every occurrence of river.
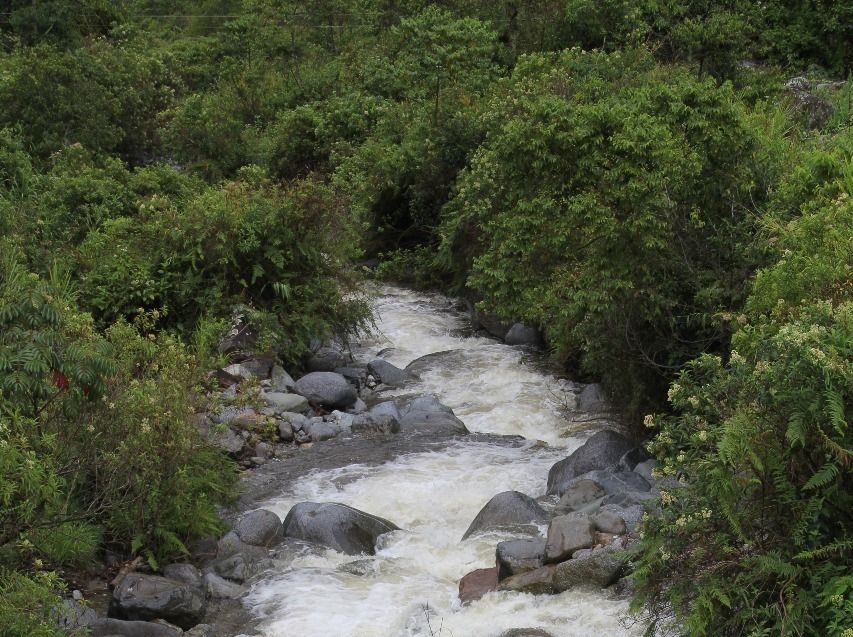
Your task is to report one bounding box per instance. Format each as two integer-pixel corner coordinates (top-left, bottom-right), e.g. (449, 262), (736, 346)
(241, 285), (641, 637)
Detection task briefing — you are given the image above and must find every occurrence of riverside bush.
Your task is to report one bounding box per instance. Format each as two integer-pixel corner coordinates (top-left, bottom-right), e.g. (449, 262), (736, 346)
(438, 48), (771, 418)
(79, 170), (371, 364)
(633, 157), (853, 635)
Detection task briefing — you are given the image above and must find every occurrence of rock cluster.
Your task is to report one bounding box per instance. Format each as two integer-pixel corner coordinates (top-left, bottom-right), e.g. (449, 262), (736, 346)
(458, 426), (670, 603)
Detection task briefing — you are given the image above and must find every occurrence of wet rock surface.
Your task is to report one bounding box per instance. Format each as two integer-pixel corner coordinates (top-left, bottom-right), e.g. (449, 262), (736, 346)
(281, 502), (400, 555)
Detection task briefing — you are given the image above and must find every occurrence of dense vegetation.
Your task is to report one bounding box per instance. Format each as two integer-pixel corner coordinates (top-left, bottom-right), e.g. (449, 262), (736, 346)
(0, 1), (849, 635)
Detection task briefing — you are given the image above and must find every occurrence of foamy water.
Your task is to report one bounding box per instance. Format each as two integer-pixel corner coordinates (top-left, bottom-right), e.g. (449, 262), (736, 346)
(243, 286), (641, 637)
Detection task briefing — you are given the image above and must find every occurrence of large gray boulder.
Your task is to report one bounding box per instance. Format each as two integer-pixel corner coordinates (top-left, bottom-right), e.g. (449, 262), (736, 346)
(109, 573), (206, 629)
(294, 372), (357, 409)
(234, 509), (283, 547)
(398, 395), (469, 435)
(546, 431), (636, 496)
(281, 502), (399, 555)
(504, 323), (541, 346)
(367, 359), (413, 388)
(552, 544), (626, 591)
(544, 514), (595, 563)
(495, 538), (546, 580)
(462, 491), (548, 540)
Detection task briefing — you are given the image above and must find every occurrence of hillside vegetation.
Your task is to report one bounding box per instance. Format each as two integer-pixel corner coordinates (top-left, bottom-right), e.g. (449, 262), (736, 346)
(0, 1), (850, 635)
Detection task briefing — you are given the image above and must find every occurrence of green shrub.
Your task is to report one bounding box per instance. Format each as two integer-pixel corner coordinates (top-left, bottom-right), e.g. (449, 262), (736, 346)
(80, 172), (370, 364)
(0, 570), (66, 637)
(438, 48), (773, 418)
(633, 174), (853, 636)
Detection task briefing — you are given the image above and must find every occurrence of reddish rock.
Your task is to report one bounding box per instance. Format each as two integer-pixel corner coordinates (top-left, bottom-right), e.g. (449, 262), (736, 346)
(459, 567), (498, 604)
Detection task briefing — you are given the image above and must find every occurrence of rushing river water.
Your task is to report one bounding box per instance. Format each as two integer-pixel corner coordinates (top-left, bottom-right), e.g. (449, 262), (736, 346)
(243, 286), (641, 637)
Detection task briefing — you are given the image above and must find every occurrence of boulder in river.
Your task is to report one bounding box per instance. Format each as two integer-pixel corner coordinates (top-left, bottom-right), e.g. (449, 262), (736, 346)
(367, 359), (414, 387)
(109, 573), (206, 629)
(556, 478), (606, 514)
(397, 394), (469, 435)
(462, 491), (548, 540)
(293, 372), (357, 410)
(281, 502), (399, 555)
(233, 509), (283, 547)
(504, 323), (541, 346)
(458, 567), (499, 604)
(496, 538), (546, 580)
(498, 630), (557, 637)
(369, 400), (402, 421)
(546, 430), (636, 496)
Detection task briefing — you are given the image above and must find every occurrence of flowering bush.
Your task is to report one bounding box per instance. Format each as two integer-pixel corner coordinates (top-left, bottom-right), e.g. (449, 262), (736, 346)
(632, 174), (853, 635)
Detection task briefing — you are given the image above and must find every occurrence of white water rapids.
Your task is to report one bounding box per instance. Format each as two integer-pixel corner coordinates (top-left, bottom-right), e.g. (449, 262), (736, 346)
(244, 286), (642, 637)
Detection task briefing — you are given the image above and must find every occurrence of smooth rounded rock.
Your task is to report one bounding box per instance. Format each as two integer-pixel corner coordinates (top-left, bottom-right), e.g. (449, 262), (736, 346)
(546, 431), (636, 496)
(294, 372), (357, 409)
(367, 359), (413, 388)
(282, 502), (399, 555)
(306, 346), (349, 372)
(591, 509), (627, 535)
(234, 509), (283, 547)
(504, 323), (541, 346)
(462, 491), (548, 540)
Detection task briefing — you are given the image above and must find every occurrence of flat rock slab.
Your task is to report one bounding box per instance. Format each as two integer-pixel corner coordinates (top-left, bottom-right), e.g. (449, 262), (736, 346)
(282, 502), (399, 555)
(458, 567), (499, 604)
(109, 573), (206, 630)
(463, 490), (547, 540)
